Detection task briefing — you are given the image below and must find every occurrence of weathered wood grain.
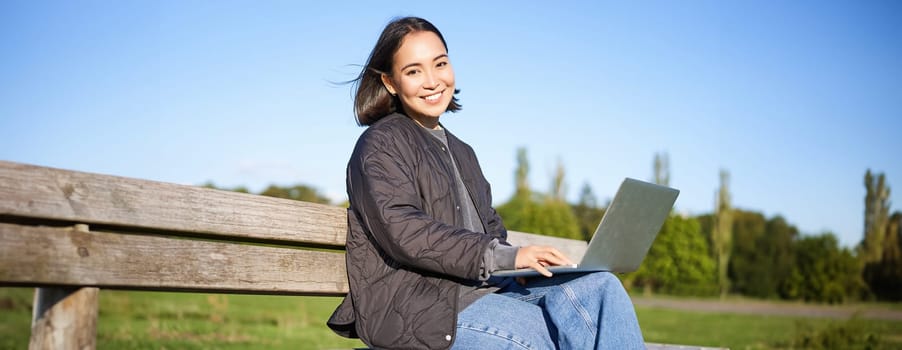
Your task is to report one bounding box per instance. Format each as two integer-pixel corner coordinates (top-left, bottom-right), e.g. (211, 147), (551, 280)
(0, 223), (349, 295)
(0, 161), (348, 247)
(29, 287), (98, 350)
(29, 224), (100, 350)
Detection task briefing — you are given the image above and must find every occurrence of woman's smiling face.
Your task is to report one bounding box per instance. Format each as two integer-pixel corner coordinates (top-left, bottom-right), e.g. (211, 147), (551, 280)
(381, 30), (455, 125)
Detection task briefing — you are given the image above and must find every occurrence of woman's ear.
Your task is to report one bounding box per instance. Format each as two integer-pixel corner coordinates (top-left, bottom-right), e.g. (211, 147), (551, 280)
(380, 73), (397, 96)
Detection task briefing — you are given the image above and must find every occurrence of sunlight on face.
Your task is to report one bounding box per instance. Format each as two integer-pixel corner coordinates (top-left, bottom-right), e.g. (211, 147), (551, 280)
(381, 31), (455, 126)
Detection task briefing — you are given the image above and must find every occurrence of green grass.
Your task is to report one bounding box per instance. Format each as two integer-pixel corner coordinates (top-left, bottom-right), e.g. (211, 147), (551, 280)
(0, 288), (365, 349)
(638, 307), (902, 349)
(0, 288), (32, 350)
(99, 291), (366, 349)
(2, 287), (901, 349)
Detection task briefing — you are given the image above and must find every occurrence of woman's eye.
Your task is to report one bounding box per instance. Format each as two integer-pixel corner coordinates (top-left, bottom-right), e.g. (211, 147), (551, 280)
(405, 69), (420, 76)
(436, 61), (448, 68)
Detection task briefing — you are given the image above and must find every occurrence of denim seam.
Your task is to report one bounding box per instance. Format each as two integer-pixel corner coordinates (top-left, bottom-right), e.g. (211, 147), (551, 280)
(514, 287), (549, 304)
(457, 323), (536, 350)
(517, 293), (543, 303)
(559, 284), (596, 338)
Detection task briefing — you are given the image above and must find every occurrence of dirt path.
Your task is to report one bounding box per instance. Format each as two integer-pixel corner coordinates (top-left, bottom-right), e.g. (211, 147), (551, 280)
(632, 296), (902, 321)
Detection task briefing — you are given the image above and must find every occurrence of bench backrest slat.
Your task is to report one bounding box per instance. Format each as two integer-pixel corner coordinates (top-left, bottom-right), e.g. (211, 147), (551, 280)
(0, 222), (349, 295)
(0, 161), (347, 247)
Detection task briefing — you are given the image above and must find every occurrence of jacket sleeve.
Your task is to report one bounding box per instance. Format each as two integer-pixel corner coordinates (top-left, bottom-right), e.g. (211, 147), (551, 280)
(484, 202), (510, 245)
(471, 153), (509, 245)
(349, 140), (493, 281)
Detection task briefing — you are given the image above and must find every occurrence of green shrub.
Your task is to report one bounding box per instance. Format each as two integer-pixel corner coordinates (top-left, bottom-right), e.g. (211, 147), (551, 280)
(783, 317), (882, 349)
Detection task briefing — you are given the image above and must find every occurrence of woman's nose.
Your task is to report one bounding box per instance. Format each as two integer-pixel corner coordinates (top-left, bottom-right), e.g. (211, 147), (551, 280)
(423, 72), (439, 89)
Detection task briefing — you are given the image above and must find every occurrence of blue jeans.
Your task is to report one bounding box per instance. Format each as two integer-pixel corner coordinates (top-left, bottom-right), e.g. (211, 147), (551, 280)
(452, 272), (645, 350)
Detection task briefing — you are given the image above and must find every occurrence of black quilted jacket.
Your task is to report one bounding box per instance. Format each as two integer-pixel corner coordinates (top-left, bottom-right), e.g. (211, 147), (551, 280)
(327, 113), (509, 349)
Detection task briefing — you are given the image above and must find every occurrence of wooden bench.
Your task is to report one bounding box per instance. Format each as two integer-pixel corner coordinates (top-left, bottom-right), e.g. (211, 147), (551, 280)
(0, 160), (723, 349)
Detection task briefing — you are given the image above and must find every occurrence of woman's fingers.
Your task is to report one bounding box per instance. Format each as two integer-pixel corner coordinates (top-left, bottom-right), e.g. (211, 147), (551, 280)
(515, 245), (576, 278)
(529, 260), (553, 277)
(529, 246), (574, 266)
(538, 247), (574, 266)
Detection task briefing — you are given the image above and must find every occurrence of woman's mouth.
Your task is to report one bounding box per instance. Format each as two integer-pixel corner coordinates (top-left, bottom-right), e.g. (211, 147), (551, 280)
(424, 91), (442, 102)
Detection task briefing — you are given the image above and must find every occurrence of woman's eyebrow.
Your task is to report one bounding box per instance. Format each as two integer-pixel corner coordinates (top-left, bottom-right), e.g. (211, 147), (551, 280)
(400, 54), (449, 71)
(400, 62), (422, 71)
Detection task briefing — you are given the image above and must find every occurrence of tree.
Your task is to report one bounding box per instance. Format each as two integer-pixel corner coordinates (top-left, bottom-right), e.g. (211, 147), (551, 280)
(653, 152), (670, 186)
(766, 216), (800, 299)
(201, 181), (331, 204)
(626, 215), (717, 296)
(201, 181), (249, 193)
(497, 148), (539, 232)
(515, 147), (529, 194)
(260, 184), (331, 204)
(784, 233), (866, 303)
(859, 170), (902, 300)
(864, 211), (902, 300)
(550, 158), (567, 201)
(728, 211), (799, 299)
(712, 169), (734, 298)
(571, 183), (605, 242)
(534, 160), (581, 239)
(861, 169), (891, 263)
(497, 149), (580, 239)
(726, 210), (768, 297)
(696, 213), (715, 255)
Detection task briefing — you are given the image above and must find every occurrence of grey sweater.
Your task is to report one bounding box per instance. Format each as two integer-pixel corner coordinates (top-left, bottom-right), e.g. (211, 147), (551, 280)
(426, 127), (518, 310)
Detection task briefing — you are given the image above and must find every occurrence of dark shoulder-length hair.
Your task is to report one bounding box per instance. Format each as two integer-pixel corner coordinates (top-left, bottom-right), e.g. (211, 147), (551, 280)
(353, 17), (461, 126)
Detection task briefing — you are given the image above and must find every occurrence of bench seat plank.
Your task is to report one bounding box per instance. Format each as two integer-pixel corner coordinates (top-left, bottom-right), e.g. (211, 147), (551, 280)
(0, 223), (349, 295)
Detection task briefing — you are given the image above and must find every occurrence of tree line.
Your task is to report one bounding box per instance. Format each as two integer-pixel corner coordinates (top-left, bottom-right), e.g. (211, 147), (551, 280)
(205, 149), (901, 303)
(494, 149), (900, 303)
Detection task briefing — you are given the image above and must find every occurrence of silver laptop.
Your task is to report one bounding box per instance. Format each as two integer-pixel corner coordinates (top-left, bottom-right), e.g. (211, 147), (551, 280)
(492, 178), (679, 277)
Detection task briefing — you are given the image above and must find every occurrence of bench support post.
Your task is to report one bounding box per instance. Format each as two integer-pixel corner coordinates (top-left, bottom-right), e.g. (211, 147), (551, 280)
(28, 224), (99, 350)
(30, 287), (99, 350)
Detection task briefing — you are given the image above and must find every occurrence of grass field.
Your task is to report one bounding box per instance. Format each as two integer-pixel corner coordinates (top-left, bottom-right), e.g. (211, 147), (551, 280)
(637, 307), (901, 349)
(2, 287), (900, 349)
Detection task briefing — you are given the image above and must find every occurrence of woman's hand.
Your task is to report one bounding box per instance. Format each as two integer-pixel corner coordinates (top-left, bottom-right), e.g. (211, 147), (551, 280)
(515, 245), (574, 278)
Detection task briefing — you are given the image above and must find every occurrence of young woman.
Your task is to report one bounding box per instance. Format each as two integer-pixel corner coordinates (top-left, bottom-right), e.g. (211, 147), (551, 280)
(327, 17), (645, 350)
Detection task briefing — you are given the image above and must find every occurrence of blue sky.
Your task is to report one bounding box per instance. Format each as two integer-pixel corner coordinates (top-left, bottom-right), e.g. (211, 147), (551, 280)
(2, 1), (900, 248)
